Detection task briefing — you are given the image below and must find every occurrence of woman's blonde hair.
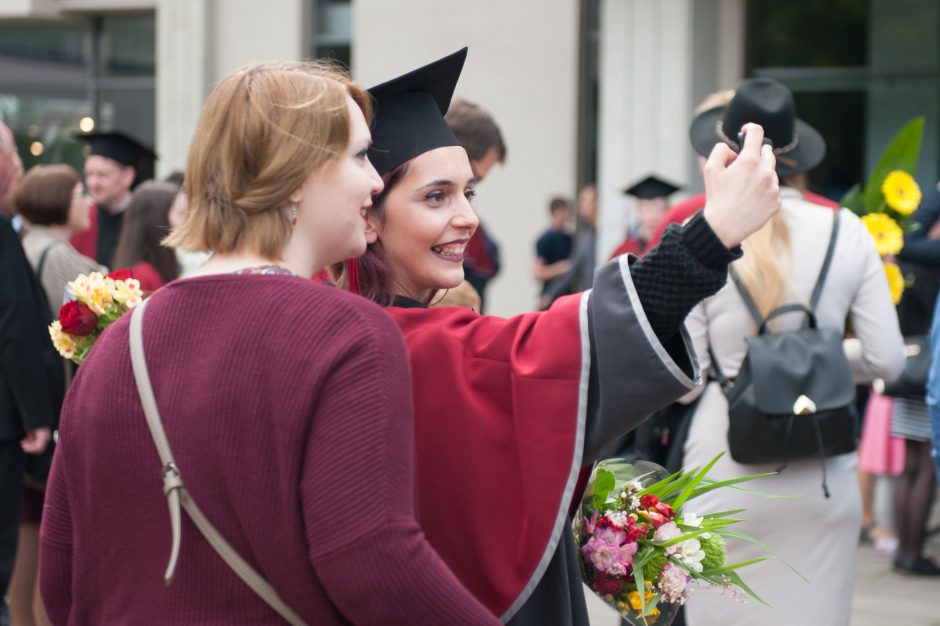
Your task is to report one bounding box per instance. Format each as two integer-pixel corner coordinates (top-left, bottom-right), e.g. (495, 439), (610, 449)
(733, 180), (805, 318)
(165, 61), (371, 258)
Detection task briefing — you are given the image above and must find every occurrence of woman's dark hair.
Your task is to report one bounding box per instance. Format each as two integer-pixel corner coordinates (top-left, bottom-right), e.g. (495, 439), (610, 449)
(14, 164), (80, 226)
(332, 162), (410, 305)
(112, 180), (180, 283)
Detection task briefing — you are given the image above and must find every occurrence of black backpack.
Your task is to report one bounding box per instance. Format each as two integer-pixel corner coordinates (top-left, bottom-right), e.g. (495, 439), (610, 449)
(711, 211), (856, 497)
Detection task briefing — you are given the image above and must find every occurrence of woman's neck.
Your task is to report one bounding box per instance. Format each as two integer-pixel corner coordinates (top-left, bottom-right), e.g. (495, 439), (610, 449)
(45, 224), (73, 240)
(190, 250), (316, 279)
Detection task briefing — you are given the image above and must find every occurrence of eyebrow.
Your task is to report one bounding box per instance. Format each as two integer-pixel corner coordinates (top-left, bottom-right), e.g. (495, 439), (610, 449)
(420, 177), (477, 189)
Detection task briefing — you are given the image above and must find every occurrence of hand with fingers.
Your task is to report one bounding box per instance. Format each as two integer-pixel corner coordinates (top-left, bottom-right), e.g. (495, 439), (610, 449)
(702, 122), (782, 249)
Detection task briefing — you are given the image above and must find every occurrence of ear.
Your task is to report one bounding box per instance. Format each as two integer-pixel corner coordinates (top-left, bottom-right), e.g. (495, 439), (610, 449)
(365, 212), (380, 244)
(121, 165), (136, 189)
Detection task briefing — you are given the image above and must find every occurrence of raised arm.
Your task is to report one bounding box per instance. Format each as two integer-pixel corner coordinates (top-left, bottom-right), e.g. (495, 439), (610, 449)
(301, 306), (498, 626)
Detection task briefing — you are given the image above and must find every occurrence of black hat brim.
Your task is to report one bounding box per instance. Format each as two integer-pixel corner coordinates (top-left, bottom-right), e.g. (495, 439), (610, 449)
(689, 106), (826, 177)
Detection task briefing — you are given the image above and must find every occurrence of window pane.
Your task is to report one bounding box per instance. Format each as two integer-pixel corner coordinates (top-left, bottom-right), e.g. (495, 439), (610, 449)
(100, 14), (156, 77)
(0, 94), (90, 172)
(0, 21), (87, 67)
(749, 0), (868, 68)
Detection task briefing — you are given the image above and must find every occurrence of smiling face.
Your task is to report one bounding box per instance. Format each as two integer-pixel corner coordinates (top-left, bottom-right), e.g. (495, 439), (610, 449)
(291, 95), (383, 269)
(371, 145), (478, 302)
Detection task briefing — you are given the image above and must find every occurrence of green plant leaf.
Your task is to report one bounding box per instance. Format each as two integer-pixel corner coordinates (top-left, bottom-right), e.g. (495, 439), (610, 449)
(861, 116), (924, 213)
(592, 467), (617, 510)
(671, 453), (723, 510)
(839, 183), (864, 215)
(700, 556), (768, 576)
(723, 569), (772, 607)
(684, 472), (777, 502)
(718, 529), (806, 581)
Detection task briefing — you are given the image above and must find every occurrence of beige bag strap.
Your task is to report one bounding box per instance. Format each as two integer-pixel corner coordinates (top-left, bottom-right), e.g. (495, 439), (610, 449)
(129, 299), (308, 626)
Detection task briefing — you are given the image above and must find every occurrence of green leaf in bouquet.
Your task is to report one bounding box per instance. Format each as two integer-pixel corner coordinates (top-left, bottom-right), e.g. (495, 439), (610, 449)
(636, 467), (687, 499)
(720, 569), (771, 607)
(632, 563), (648, 622)
(702, 508), (747, 519)
(717, 529), (806, 581)
(861, 116), (924, 213)
(700, 556), (768, 576)
(671, 453), (723, 510)
(839, 183), (864, 215)
(642, 593), (662, 618)
(592, 467), (617, 510)
(648, 528), (710, 548)
(683, 472), (779, 503)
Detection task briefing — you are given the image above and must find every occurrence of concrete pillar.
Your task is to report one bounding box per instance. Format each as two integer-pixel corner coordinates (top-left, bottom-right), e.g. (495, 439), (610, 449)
(354, 0), (580, 316)
(155, 0), (308, 176)
(597, 0), (694, 261)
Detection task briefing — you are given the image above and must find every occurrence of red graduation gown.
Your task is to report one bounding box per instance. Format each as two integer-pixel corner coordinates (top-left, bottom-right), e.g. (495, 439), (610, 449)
(386, 292), (589, 620)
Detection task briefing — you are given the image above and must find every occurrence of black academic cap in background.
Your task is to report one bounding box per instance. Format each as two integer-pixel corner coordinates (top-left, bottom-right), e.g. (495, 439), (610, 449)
(368, 48), (467, 176)
(75, 131), (157, 170)
(622, 174), (682, 199)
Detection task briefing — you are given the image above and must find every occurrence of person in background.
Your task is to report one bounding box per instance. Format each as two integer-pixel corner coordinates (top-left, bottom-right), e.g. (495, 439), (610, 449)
(0, 122), (60, 626)
(678, 78), (905, 626)
(648, 89), (838, 251)
(39, 61), (498, 626)
(70, 131), (157, 267)
(890, 184), (940, 575)
(165, 179), (211, 278)
(540, 183), (597, 309)
(111, 180), (180, 292)
(444, 98), (506, 312)
(533, 196), (573, 297)
(13, 164), (100, 626)
(19, 165), (105, 307)
(610, 174), (682, 258)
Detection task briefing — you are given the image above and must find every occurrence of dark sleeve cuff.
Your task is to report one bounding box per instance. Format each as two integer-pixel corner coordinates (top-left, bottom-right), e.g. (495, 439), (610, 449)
(678, 212), (742, 268)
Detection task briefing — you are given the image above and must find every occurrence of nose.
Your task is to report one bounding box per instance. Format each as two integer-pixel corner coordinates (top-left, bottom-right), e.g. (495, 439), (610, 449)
(367, 160), (384, 197)
(452, 194), (479, 234)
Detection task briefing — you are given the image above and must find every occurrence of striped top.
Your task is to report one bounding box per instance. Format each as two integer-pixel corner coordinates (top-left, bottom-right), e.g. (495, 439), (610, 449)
(21, 225), (105, 313)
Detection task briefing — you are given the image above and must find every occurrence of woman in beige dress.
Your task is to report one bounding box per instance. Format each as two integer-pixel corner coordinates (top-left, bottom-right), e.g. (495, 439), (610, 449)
(681, 79), (905, 626)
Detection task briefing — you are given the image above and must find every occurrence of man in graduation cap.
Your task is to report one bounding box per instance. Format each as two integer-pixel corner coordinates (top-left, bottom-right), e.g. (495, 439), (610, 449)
(70, 131), (156, 267)
(610, 174), (682, 259)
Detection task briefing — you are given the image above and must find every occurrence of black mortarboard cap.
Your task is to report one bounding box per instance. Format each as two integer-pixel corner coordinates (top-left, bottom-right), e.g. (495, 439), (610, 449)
(368, 48), (467, 176)
(622, 174), (682, 199)
(74, 130), (157, 170)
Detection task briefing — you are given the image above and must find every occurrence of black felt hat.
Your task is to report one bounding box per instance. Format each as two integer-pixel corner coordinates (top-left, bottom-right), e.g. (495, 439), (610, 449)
(623, 174), (681, 199)
(689, 77), (825, 177)
(367, 48), (467, 176)
(74, 130), (157, 170)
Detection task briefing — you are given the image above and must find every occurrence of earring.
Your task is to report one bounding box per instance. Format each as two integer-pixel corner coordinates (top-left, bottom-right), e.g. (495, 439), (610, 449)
(289, 203), (298, 226)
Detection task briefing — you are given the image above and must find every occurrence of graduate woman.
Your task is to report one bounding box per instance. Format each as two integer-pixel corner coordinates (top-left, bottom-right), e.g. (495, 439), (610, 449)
(39, 61), (498, 625)
(336, 49), (782, 625)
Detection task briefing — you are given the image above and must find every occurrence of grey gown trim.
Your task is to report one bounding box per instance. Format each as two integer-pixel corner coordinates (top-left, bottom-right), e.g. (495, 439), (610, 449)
(618, 254), (701, 390)
(499, 290), (592, 624)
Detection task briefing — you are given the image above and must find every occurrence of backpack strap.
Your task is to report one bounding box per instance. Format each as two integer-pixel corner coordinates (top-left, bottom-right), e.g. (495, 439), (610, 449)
(809, 210), (841, 311)
(36, 239), (66, 285)
(728, 267), (763, 327)
(129, 299), (308, 626)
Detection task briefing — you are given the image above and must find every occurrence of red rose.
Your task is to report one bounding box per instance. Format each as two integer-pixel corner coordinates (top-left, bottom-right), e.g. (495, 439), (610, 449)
(107, 268), (135, 281)
(640, 495), (659, 509)
(592, 572), (624, 596)
(59, 301), (98, 336)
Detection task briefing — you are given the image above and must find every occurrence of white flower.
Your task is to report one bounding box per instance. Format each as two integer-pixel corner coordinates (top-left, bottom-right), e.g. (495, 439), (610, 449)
(681, 512), (711, 539)
(673, 538), (706, 573)
(607, 511), (629, 528)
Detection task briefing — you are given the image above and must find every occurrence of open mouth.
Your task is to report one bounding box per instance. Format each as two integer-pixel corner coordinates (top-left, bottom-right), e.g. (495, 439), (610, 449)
(430, 240), (467, 262)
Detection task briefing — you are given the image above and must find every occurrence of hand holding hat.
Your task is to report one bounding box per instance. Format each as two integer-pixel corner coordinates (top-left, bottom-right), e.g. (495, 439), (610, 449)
(702, 123), (781, 248)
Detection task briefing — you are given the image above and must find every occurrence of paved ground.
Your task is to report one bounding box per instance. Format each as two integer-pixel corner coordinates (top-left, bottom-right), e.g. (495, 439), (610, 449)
(587, 501), (940, 625)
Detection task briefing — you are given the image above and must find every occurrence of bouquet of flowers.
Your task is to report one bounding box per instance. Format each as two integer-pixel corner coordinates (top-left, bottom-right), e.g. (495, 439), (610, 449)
(48, 269), (143, 364)
(841, 116), (924, 304)
(575, 454), (787, 625)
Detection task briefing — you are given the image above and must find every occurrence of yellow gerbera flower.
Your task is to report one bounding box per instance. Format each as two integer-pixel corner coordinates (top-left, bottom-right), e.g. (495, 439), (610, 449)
(883, 262), (905, 305)
(861, 213), (904, 256)
(881, 170), (921, 216)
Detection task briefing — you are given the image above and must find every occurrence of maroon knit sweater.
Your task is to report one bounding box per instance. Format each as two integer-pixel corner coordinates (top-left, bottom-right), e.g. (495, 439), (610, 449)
(39, 274), (498, 625)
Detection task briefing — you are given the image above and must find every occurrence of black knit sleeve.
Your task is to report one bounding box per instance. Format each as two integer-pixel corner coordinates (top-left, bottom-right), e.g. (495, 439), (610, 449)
(630, 212), (742, 343)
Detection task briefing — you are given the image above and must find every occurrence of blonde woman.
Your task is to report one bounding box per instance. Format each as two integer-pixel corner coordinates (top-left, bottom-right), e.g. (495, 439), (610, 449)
(39, 62), (498, 625)
(681, 78), (905, 626)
